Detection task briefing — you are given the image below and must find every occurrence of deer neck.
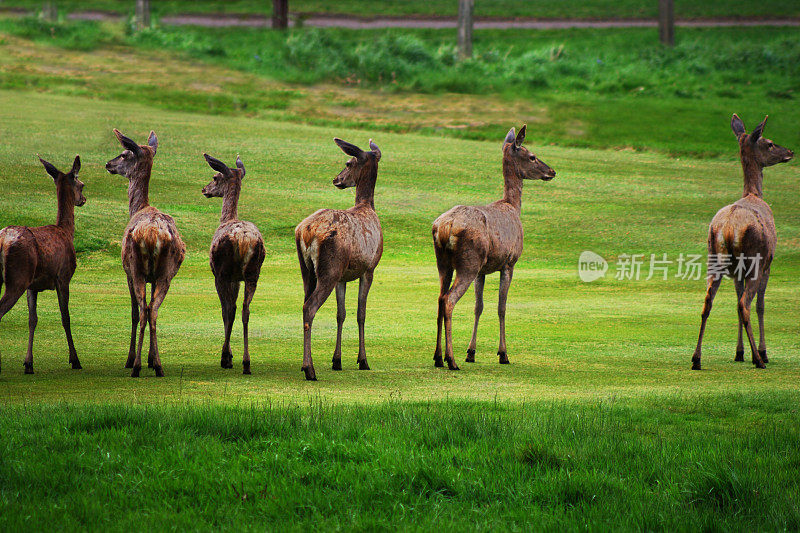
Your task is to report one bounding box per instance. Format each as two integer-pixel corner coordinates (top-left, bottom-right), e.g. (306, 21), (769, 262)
(55, 180), (75, 236)
(127, 161), (152, 218)
(354, 164), (378, 209)
(741, 157), (764, 198)
(220, 181), (241, 224)
(501, 159), (523, 211)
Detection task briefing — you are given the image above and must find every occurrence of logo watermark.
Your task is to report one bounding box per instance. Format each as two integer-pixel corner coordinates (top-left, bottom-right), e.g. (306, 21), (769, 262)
(578, 251), (762, 283)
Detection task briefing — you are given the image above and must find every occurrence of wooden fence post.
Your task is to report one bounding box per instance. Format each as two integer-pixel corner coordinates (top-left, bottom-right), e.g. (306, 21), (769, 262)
(135, 0), (151, 30)
(41, 1), (57, 22)
(658, 0), (674, 46)
(272, 0), (289, 29)
(457, 0), (474, 60)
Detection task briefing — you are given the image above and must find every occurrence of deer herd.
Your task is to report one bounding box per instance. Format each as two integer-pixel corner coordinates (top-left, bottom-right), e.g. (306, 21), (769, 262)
(0, 117), (793, 380)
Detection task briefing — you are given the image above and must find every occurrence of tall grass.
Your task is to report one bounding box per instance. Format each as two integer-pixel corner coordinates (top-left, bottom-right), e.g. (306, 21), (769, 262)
(2, 395), (799, 530)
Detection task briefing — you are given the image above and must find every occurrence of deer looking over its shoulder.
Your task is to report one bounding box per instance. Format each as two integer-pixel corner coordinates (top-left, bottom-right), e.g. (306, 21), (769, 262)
(432, 125), (555, 370)
(202, 154), (265, 374)
(106, 129), (185, 378)
(0, 156), (85, 374)
(692, 114), (793, 370)
(295, 138), (383, 381)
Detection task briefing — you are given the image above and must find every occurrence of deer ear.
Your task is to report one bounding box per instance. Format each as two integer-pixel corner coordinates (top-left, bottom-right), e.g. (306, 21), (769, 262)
(334, 138), (364, 159)
(204, 153), (230, 175)
(750, 115), (768, 144)
(114, 129), (141, 154)
(148, 131), (158, 155)
(503, 127), (516, 149)
(515, 124), (527, 147)
(70, 155), (81, 176)
(369, 139), (381, 162)
(235, 155), (245, 178)
(731, 114), (746, 137)
(38, 156), (60, 180)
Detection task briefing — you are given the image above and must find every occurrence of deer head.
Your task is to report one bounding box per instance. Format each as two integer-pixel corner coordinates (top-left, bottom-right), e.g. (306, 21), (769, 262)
(105, 129), (158, 178)
(502, 125), (555, 181)
(731, 114), (793, 168)
(202, 153), (245, 198)
(39, 155), (86, 206)
(332, 138), (381, 189)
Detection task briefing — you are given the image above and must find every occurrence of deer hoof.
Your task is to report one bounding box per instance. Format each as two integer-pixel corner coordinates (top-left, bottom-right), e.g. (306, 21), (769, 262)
(498, 351), (510, 364)
(23, 362), (34, 375)
(131, 366), (141, 378)
(358, 360), (370, 371)
(734, 350), (744, 362)
(71, 360), (82, 370)
(124, 358), (134, 369)
(434, 355), (444, 368)
(691, 356), (701, 370)
(302, 365), (317, 381)
(759, 350), (768, 363)
(332, 359), (342, 371)
(466, 349), (475, 363)
(154, 366), (164, 377)
(446, 358), (460, 371)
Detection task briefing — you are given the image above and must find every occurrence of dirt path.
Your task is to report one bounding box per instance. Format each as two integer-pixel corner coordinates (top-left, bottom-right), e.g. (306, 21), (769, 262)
(55, 11), (800, 29)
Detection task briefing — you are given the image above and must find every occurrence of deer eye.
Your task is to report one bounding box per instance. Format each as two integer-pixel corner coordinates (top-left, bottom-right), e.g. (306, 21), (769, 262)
(768, 142), (774, 148)
(530, 155), (537, 162)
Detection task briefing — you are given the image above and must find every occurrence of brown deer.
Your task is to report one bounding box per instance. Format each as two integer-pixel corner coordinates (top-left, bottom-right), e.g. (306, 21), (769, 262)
(692, 115), (793, 370)
(432, 125), (555, 370)
(201, 153), (265, 374)
(106, 129), (185, 378)
(0, 156), (85, 374)
(295, 138), (383, 381)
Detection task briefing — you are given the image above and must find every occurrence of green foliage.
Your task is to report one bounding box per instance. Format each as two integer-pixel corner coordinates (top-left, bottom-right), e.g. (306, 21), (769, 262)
(2, 0), (799, 19)
(1, 396), (799, 530)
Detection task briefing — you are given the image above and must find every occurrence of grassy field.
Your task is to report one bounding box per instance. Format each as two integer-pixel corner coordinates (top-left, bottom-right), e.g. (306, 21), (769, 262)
(3, 0), (800, 19)
(1, 15), (799, 530)
(1, 19), (799, 157)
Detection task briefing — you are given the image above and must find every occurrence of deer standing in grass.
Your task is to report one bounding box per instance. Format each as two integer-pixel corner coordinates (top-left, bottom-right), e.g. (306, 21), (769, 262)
(432, 125), (555, 370)
(201, 154), (265, 374)
(692, 115), (793, 370)
(0, 156), (85, 374)
(106, 129), (185, 378)
(295, 138), (383, 381)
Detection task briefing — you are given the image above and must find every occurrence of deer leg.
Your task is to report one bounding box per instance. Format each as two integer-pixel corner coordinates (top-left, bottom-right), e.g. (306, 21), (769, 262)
(332, 282), (346, 371)
(147, 283), (157, 368)
(147, 278), (173, 377)
(0, 281), (28, 374)
(215, 277), (235, 369)
(241, 279), (257, 375)
(756, 266), (770, 363)
(23, 290), (37, 374)
(497, 266), (515, 364)
(356, 271), (374, 370)
(131, 277), (148, 378)
(302, 275), (338, 381)
(444, 270), (478, 371)
(692, 275), (722, 370)
(434, 262), (453, 368)
(739, 278), (764, 368)
(733, 278), (745, 362)
(55, 281), (81, 370)
(466, 274), (485, 363)
(125, 275), (139, 368)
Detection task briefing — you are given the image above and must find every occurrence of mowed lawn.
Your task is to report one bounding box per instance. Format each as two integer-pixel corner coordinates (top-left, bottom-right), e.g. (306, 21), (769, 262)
(1, 89), (800, 529)
(1, 89), (799, 402)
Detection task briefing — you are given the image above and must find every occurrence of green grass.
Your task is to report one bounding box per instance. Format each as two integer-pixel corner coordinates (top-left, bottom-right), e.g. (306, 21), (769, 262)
(1, 18), (799, 157)
(2, 0), (799, 19)
(1, 24), (800, 529)
(1, 89), (799, 405)
(2, 396), (800, 530)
